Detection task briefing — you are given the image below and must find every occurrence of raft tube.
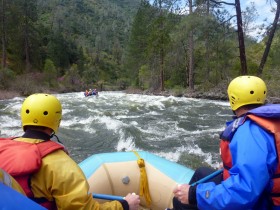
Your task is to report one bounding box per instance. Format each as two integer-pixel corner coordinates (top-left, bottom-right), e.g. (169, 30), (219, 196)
(0, 182), (46, 210)
(79, 151), (194, 210)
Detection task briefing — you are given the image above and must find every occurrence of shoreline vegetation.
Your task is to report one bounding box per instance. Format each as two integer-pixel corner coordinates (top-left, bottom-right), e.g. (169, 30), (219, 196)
(1, 88), (280, 104)
(0, 90), (22, 100)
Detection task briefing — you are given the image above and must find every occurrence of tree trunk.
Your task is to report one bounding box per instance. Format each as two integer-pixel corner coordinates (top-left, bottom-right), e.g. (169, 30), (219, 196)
(235, 0), (247, 75)
(24, 3), (31, 72)
(160, 47), (164, 91)
(188, 0), (194, 91)
(258, 0), (280, 75)
(160, 0), (164, 91)
(205, 0), (210, 81)
(1, 0), (7, 69)
(24, 31), (31, 71)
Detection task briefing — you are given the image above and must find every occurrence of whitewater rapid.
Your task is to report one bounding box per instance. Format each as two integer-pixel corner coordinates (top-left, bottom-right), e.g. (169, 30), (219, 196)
(0, 91), (232, 169)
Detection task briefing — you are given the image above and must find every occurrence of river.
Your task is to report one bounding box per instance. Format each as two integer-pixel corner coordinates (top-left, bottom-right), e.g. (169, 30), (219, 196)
(0, 91), (232, 170)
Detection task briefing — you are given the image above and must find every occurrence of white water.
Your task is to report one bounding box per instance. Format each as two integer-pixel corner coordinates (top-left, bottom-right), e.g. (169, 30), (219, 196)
(0, 91), (232, 169)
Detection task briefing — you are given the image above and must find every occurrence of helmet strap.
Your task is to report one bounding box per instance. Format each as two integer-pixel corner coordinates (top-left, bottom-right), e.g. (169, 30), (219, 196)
(51, 134), (63, 144)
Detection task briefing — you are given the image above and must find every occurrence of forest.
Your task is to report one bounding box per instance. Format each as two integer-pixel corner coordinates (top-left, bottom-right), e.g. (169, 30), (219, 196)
(0, 0), (280, 98)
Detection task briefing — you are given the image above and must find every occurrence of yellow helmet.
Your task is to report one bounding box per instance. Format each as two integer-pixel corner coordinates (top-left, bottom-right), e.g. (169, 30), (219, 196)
(21, 94), (62, 133)
(227, 76), (267, 111)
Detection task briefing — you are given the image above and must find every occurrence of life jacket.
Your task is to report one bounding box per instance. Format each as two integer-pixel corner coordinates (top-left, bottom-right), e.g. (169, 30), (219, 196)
(0, 137), (67, 210)
(220, 105), (280, 206)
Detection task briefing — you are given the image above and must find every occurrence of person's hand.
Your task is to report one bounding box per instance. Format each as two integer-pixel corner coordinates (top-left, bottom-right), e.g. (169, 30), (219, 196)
(124, 192), (140, 210)
(173, 184), (190, 204)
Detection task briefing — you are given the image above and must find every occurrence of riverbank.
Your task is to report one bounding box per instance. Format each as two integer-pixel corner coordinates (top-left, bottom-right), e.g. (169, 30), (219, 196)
(124, 87), (228, 100)
(124, 88), (280, 104)
(1, 88), (280, 104)
(0, 87), (228, 101)
(0, 90), (21, 100)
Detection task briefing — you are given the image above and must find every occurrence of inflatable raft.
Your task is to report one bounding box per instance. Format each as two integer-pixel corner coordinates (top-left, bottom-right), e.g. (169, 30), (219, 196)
(79, 151), (194, 210)
(0, 182), (46, 210)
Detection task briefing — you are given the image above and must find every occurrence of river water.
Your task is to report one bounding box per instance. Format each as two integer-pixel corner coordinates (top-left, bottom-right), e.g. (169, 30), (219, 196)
(0, 91), (232, 170)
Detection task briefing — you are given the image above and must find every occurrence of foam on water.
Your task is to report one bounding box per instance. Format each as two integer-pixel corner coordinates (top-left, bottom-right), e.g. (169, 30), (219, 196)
(116, 132), (137, 152)
(98, 115), (125, 131)
(1, 91), (232, 166)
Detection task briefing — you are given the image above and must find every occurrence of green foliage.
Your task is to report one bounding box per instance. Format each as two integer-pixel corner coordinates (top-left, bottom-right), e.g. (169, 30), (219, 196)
(116, 78), (130, 90)
(60, 64), (83, 91)
(0, 68), (16, 89)
(263, 68), (280, 97)
(43, 59), (58, 88)
(82, 66), (99, 86)
(268, 30), (280, 68)
(124, 0), (155, 86)
(1, 0), (280, 96)
(171, 85), (185, 97)
(98, 52), (120, 82)
(138, 65), (150, 89)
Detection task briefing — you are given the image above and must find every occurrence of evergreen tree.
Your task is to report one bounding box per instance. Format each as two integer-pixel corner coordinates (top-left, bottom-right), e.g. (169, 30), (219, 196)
(124, 0), (155, 87)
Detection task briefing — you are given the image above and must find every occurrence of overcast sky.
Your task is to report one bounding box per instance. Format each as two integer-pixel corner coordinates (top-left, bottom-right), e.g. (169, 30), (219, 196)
(223, 0), (276, 40)
(240, 0), (275, 22)
(149, 0), (277, 40)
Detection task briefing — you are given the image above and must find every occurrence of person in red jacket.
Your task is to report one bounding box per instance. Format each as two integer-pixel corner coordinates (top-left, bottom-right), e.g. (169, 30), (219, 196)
(0, 93), (140, 210)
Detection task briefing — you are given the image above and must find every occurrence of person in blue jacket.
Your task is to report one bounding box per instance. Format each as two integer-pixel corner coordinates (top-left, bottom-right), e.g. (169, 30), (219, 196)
(172, 75), (280, 210)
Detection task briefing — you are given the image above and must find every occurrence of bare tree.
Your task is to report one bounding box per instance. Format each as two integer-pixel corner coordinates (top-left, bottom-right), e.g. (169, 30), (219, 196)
(258, 0), (280, 75)
(210, 0), (247, 75)
(235, 0), (247, 75)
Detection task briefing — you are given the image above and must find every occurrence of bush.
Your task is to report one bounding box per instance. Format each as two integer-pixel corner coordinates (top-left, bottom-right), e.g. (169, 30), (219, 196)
(0, 68), (16, 89)
(10, 73), (47, 96)
(171, 86), (185, 97)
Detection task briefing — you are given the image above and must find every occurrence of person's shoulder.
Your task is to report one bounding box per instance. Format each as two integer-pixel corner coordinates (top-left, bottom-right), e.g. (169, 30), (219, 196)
(236, 119), (273, 140)
(42, 149), (71, 160)
(40, 151), (85, 181)
(42, 150), (79, 168)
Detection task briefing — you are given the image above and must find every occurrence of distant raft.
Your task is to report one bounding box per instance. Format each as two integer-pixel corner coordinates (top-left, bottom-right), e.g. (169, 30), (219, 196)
(79, 151), (194, 210)
(84, 89), (98, 97)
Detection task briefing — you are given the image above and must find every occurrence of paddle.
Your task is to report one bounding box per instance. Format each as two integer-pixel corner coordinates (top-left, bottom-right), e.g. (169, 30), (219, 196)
(190, 168), (223, 186)
(93, 193), (124, 201)
(92, 169), (223, 201)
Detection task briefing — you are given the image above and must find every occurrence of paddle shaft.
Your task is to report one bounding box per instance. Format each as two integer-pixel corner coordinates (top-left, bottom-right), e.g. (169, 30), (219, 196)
(191, 168), (223, 186)
(93, 193), (124, 201)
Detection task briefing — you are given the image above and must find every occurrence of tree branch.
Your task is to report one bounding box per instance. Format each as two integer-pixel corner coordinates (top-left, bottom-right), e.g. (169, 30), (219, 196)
(221, 14), (237, 24)
(209, 0), (235, 6)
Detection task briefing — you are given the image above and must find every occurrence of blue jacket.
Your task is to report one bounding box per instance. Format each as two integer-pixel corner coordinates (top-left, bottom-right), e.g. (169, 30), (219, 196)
(196, 104), (280, 210)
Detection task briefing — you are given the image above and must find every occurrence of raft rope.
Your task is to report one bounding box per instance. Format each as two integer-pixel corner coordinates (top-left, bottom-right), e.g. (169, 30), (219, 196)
(133, 151), (152, 206)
